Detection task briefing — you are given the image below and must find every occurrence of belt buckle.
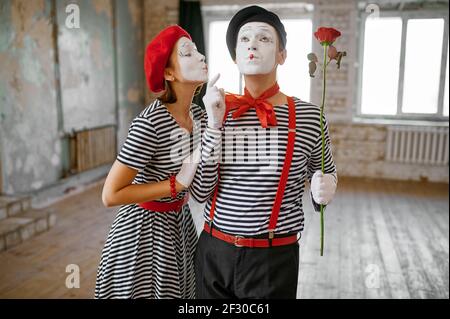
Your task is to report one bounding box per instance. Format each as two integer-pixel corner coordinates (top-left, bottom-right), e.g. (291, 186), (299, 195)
(234, 235), (244, 248)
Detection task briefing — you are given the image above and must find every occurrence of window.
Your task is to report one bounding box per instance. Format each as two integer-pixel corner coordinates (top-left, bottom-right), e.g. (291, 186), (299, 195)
(358, 10), (449, 120)
(203, 4), (313, 101)
(277, 19), (312, 99)
(360, 17), (402, 115)
(207, 20), (241, 94)
(402, 19), (444, 114)
(443, 45), (449, 116)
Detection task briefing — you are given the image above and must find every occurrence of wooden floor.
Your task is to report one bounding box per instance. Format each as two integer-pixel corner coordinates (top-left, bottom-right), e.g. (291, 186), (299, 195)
(0, 177), (448, 299)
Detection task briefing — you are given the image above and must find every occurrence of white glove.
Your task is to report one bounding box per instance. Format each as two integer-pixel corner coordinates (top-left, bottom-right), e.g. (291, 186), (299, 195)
(202, 73), (226, 129)
(176, 145), (201, 188)
(311, 170), (337, 205)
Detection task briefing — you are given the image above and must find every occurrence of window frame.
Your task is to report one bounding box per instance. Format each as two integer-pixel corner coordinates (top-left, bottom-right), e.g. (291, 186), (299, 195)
(201, 4), (314, 95)
(355, 8), (449, 122)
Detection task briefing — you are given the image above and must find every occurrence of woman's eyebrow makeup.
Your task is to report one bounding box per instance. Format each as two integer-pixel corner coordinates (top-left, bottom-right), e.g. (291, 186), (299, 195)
(179, 41), (200, 56)
(179, 42), (193, 56)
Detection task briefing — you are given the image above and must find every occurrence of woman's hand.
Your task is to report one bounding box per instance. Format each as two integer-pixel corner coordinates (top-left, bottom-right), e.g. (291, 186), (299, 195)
(176, 145), (201, 189)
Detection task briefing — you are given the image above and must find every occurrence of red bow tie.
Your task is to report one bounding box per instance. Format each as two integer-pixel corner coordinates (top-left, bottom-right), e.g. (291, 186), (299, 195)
(225, 83), (280, 128)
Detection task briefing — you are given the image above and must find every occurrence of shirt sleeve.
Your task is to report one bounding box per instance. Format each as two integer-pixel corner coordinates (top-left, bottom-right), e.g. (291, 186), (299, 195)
(189, 109), (222, 203)
(117, 116), (157, 171)
(307, 113), (337, 212)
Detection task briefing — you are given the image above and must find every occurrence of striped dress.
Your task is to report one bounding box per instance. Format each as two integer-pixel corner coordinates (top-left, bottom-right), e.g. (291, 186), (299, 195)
(189, 97), (337, 237)
(95, 100), (205, 299)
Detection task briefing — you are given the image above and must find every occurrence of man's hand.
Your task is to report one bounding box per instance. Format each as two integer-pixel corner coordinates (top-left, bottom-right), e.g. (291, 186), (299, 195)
(176, 145), (201, 189)
(311, 170), (337, 205)
(202, 73), (226, 129)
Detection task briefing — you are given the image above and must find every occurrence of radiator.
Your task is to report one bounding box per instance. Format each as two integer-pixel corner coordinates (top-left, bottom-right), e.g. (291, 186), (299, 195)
(69, 125), (116, 173)
(386, 126), (449, 165)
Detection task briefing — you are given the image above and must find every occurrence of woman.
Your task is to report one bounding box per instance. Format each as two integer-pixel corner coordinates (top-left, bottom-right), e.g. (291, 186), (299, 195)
(95, 25), (208, 299)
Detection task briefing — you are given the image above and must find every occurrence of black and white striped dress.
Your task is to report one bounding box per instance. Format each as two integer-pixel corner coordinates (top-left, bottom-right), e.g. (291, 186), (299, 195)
(95, 100), (205, 299)
(190, 97), (337, 237)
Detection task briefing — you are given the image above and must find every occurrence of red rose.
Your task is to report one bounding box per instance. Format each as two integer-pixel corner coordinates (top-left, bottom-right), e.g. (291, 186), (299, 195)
(314, 27), (341, 45)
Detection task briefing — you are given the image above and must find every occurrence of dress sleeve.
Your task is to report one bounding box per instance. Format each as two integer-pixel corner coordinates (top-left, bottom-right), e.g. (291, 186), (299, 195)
(117, 117), (157, 171)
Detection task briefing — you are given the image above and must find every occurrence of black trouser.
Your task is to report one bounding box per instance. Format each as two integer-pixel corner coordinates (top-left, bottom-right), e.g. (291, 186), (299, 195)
(195, 230), (299, 299)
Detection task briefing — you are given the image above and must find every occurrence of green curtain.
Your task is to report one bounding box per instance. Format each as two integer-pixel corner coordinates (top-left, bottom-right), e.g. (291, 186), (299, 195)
(179, 0), (206, 109)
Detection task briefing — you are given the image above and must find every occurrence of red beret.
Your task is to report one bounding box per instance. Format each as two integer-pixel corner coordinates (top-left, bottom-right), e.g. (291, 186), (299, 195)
(144, 25), (192, 93)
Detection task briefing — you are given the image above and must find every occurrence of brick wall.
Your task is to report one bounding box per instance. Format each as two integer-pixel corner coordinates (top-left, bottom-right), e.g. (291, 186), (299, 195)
(312, 0), (448, 183)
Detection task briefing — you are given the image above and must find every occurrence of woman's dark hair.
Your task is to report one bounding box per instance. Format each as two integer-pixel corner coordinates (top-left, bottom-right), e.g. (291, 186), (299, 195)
(157, 81), (204, 105)
(157, 80), (177, 104)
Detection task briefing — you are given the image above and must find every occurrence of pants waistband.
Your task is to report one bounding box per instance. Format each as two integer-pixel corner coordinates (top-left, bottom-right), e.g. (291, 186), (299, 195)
(203, 223), (299, 248)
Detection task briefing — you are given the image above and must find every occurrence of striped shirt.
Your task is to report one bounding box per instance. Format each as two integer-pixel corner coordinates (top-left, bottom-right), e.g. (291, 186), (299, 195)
(117, 99), (204, 202)
(190, 97), (337, 237)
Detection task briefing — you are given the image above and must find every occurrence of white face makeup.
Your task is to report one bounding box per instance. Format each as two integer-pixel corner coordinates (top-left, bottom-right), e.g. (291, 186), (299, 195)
(235, 22), (278, 75)
(176, 37), (208, 83)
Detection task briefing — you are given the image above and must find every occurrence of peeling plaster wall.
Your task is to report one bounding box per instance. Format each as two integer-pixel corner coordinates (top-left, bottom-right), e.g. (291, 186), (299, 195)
(0, 0), (447, 197)
(0, 0), (61, 194)
(115, 0), (145, 148)
(56, 0), (116, 132)
(0, 0), (146, 196)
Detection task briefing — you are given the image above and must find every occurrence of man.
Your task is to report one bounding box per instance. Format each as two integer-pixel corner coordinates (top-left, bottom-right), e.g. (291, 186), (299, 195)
(190, 5), (337, 299)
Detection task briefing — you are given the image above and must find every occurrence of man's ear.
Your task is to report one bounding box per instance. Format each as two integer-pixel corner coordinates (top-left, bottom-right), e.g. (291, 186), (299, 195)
(277, 49), (287, 66)
(164, 68), (175, 82)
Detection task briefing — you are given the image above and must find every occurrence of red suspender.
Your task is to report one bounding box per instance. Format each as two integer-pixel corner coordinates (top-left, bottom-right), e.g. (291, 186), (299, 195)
(208, 96), (297, 236)
(267, 96), (296, 235)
